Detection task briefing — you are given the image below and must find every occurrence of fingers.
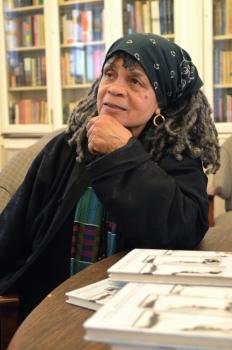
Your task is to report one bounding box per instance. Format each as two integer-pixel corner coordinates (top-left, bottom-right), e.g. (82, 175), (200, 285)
(86, 116), (100, 154)
(86, 115), (133, 154)
(86, 116), (99, 132)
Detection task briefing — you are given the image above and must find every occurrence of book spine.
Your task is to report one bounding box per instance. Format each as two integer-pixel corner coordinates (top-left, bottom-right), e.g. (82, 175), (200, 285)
(159, 0), (165, 34)
(134, 0), (141, 32)
(125, 2), (135, 34)
(225, 0), (231, 34)
(85, 46), (94, 82)
(218, 94), (224, 122)
(23, 57), (31, 86)
(81, 9), (93, 42)
(72, 8), (81, 42)
(66, 12), (74, 44)
(92, 6), (103, 41)
(151, 0), (161, 34)
(214, 48), (220, 84)
(93, 46), (104, 80)
(75, 48), (84, 84)
(142, 0), (151, 33)
(166, 0), (173, 34)
(213, 90), (220, 122)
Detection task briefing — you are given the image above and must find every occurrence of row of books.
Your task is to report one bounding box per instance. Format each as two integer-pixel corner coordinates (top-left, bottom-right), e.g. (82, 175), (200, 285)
(214, 91), (232, 122)
(66, 248), (232, 350)
(9, 99), (48, 124)
(214, 48), (232, 84)
(9, 55), (46, 87)
(61, 46), (105, 85)
(123, 0), (174, 35)
(5, 15), (45, 49)
(60, 6), (104, 44)
(4, 0), (44, 10)
(213, 0), (232, 35)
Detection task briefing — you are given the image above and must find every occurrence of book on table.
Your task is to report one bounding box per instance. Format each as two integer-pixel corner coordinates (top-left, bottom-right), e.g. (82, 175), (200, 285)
(107, 248), (232, 286)
(84, 281), (232, 350)
(65, 278), (120, 311)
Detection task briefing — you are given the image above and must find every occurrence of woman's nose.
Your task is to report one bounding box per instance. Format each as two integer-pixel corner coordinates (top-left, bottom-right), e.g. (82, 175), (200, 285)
(107, 81), (127, 96)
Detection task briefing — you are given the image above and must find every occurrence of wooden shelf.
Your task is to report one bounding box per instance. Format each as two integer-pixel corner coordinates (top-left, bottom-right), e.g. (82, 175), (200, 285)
(7, 46), (45, 52)
(9, 86), (47, 92)
(60, 41), (104, 48)
(214, 84), (232, 89)
(214, 34), (232, 41)
(4, 5), (44, 13)
(59, 0), (102, 7)
(62, 84), (91, 89)
(2, 123), (51, 136)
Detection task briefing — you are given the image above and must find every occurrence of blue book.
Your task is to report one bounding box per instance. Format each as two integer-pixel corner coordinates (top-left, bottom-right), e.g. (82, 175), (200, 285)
(85, 45), (94, 82)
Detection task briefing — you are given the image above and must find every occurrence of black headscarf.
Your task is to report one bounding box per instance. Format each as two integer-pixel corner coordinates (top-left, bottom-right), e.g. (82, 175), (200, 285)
(103, 33), (203, 109)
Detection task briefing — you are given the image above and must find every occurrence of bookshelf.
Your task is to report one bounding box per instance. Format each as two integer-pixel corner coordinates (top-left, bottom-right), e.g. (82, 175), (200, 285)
(123, 0), (174, 40)
(0, 0), (231, 167)
(59, 0), (105, 123)
(0, 0), (106, 137)
(0, 0), (51, 135)
(204, 0), (232, 135)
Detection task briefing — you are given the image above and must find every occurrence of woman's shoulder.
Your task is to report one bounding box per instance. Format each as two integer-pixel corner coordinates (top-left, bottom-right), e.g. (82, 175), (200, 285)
(158, 152), (203, 172)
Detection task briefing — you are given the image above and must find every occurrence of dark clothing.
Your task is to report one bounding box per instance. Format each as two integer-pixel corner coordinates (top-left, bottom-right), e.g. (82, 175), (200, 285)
(0, 132), (208, 320)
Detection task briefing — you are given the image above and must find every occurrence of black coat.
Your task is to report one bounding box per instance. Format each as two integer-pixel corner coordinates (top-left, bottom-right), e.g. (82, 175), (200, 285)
(0, 132), (208, 319)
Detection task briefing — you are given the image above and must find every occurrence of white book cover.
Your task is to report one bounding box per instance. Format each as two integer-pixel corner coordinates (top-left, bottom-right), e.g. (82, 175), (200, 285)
(65, 279), (120, 311)
(111, 345), (201, 350)
(108, 249), (232, 286)
(84, 282), (232, 350)
(111, 344), (216, 350)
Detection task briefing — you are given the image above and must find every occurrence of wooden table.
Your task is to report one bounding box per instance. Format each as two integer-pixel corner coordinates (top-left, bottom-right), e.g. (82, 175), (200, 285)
(7, 252), (125, 350)
(7, 227), (232, 350)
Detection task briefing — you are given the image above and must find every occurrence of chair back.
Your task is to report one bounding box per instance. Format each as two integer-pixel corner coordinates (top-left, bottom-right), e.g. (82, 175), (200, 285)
(213, 136), (232, 212)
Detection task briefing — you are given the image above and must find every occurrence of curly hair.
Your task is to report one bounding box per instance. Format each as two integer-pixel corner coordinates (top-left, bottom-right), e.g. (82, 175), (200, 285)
(151, 90), (220, 174)
(67, 78), (99, 161)
(67, 57), (220, 174)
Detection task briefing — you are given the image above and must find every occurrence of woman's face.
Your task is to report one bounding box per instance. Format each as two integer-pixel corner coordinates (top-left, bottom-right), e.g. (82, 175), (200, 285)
(97, 58), (159, 137)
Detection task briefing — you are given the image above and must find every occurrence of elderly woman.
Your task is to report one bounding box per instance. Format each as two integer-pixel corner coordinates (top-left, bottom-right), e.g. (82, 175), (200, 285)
(0, 33), (219, 321)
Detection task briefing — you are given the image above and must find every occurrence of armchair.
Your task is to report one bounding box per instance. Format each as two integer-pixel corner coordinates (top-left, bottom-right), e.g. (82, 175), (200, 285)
(0, 129), (64, 214)
(0, 129), (64, 350)
(207, 135), (232, 231)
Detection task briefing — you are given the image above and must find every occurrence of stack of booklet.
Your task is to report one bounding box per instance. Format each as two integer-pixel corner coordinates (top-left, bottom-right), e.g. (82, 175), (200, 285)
(66, 278), (121, 311)
(66, 248), (232, 350)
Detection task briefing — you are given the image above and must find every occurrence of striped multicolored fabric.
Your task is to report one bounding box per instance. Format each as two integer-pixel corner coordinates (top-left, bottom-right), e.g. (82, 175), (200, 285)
(70, 187), (119, 275)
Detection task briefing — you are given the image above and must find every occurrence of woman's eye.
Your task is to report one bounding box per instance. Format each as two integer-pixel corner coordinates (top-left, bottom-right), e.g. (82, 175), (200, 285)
(131, 78), (142, 86)
(103, 70), (113, 78)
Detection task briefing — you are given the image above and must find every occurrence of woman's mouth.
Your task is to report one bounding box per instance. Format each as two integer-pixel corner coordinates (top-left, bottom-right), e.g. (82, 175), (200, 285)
(103, 102), (127, 111)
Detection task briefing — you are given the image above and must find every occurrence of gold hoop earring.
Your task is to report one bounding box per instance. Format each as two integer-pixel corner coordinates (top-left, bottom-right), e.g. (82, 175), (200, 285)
(153, 113), (165, 127)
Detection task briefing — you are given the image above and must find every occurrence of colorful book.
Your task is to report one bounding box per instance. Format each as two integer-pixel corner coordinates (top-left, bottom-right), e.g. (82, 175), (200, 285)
(84, 282), (232, 350)
(135, 0), (143, 32)
(66, 279), (120, 311)
(92, 6), (103, 41)
(81, 9), (93, 42)
(85, 45), (94, 82)
(107, 248), (232, 286)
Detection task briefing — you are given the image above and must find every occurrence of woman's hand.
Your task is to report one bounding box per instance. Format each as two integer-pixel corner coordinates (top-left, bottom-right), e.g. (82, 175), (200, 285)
(86, 115), (133, 154)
